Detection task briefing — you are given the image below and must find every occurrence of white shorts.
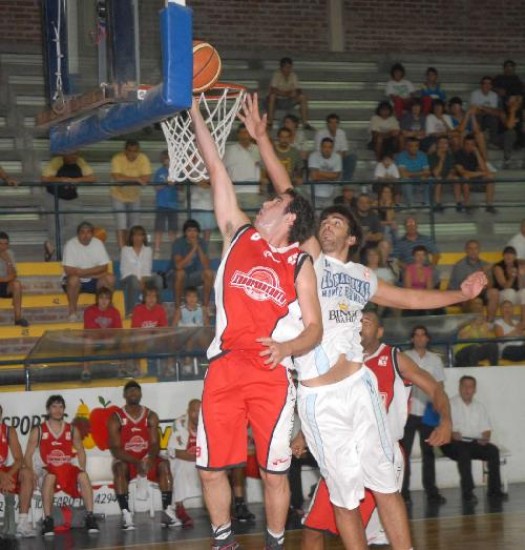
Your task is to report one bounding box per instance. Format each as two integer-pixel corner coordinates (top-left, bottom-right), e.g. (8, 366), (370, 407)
(499, 288), (525, 305)
(297, 366), (397, 510)
(171, 458), (201, 504)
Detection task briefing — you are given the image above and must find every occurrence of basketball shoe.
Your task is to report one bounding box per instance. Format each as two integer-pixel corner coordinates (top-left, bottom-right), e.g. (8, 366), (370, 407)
(175, 503), (194, 528)
(161, 506), (182, 528)
(121, 509), (136, 531)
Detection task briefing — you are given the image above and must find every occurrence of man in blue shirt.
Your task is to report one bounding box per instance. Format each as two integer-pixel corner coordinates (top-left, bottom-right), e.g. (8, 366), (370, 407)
(396, 138), (431, 207)
(153, 150), (179, 258)
(171, 219), (215, 309)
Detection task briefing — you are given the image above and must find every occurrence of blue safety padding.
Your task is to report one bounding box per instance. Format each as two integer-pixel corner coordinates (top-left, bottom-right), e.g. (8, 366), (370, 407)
(50, 2), (192, 154)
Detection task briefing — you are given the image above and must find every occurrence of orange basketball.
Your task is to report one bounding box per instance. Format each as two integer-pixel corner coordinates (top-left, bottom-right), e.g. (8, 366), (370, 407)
(192, 40), (222, 93)
(93, 226), (107, 242)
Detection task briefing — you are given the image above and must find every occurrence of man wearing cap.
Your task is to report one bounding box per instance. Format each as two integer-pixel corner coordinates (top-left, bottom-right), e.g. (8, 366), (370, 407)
(171, 219), (215, 309)
(107, 381), (180, 530)
(62, 221), (115, 322)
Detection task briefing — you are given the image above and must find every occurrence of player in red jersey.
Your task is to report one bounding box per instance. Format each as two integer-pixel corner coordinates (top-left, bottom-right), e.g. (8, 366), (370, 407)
(301, 311), (452, 548)
(190, 100), (322, 550)
(0, 404), (23, 537)
(22, 395), (99, 537)
(107, 381), (179, 530)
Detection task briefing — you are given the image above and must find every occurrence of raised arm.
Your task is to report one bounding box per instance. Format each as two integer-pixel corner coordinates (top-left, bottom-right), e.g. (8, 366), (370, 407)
(397, 351), (451, 446)
(239, 93), (293, 195)
(190, 100), (248, 243)
(372, 271), (487, 309)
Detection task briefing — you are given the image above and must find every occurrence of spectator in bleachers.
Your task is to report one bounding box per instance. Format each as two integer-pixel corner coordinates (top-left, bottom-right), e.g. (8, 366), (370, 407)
(469, 77), (503, 148)
(224, 124), (263, 210)
(494, 299), (525, 362)
(308, 137), (342, 207)
(399, 100), (428, 152)
(267, 57), (313, 130)
(493, 60), (524, 104)
(62, 221), (115, 322)
(448, 97), (488, 160)
(507, 219), (525, 260)
(498, 95), (522, 166)
(447, 239), (498, 318)
(428, 136), (457, 212)
(173, 286), (209, 327)
(167, 398), (202, 528)
(111, 139), (152, 249)
(492, 245), (525, 322)
(41, 152), (96, 262)
(454, 134), (496, 213)
(315, 113), (357, 181)
(386, 62), (421, 119)
(353, 193), (383, 251)
(376, 185), (398, 243)
(369, 101), (400, 160)
(424, 99), (454, 153)
(190, 178), (216, 243)
(171, 220), (214, 310)
(153, 150), (179, 260)
(131, 285), (168, 328)
(0, 231), (28, 326)
(282, 114), (308, 159)
(378, 238), (401, 281)
(396, 138), (431, 207)
(420, 67), (446, 106)
(403, 245), (434, 291)
(269, 127), (304, 189)
(333, 185), (357, 210)
(365, 245), (398, 287)
(441, 375), (507, 503)
(374, 154), (401, 196)
(401, 325), (447, 504)
(454, 297), (499, 367)
(120, 225), (163, 317)
(394, 216), (441, 274)
(0, 165), (17, 186)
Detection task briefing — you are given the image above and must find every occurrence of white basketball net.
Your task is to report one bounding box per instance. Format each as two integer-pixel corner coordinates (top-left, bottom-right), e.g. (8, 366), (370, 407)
(161, 84), (246, 182)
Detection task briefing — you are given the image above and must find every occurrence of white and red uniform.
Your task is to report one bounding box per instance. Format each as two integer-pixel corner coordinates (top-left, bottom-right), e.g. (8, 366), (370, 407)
(197, 224), (309, 472)
(0, 424), (19, 493)
(37, 421), (81, 497)
(115, 406), (164, 481)
(304, 344), (411, 543)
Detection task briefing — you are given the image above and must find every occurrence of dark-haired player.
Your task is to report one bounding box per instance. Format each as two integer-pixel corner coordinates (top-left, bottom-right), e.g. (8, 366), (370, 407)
(301, 311), (451, 548)
(190, 98), (322, 550)
(23, 395), (99, 537)
(107, 381), (178, 530)
(240, 92), (486, 549)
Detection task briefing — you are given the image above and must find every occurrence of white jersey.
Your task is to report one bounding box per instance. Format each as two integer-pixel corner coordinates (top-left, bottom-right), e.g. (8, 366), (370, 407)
(293, 253), (378, 381)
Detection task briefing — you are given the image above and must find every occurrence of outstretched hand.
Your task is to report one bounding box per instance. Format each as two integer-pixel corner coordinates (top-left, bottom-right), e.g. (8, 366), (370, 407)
(460, 271), (487, 301)
(257, 337), (291, 369)
(238, 93), (268, 141)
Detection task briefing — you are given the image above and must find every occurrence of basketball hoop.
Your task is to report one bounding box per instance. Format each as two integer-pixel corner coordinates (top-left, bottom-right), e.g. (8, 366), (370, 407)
(161, 83), (247, 182)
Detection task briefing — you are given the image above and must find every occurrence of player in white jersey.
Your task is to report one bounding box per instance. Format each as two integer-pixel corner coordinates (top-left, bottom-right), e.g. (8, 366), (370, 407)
(301, 310), (452, 548)
(240, 93), (487, 549)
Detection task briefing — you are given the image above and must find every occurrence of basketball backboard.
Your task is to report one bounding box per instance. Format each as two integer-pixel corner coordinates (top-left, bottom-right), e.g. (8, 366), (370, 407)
(38, 0), (193, 154)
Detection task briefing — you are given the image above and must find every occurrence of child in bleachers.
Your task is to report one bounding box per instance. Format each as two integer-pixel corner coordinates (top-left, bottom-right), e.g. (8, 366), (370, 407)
(82, 287), (123, 381)
(131, 285), (168, 328)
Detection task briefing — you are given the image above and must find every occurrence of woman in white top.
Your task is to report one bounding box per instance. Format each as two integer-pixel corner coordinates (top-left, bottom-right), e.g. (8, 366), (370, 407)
(494, 299), (525, 362)
(120, 225), (162, 316)
(425, 99), (454, 153)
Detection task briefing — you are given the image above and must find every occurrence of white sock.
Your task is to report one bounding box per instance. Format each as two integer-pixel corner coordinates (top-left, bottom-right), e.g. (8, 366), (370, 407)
(212, 522), (232, 541)
(267, 528), (285, 543)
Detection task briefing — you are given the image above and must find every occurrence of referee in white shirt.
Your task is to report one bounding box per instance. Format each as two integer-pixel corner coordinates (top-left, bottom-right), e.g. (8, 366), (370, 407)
(441, 375), (506, 503)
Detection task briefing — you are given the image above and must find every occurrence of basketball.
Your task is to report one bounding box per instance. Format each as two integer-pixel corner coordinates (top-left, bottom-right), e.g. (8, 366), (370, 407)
(93, 226), (107, 242)
(192, 40), (222, 93)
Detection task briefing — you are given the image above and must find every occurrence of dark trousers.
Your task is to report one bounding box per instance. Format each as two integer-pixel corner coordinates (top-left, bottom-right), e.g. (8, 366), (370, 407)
(288, 451), (318, 510)
(455, 343), (499, 367)
(441, 440), (502, 496)
(502, 345), (525, 362)
(401, 414), (440, 497)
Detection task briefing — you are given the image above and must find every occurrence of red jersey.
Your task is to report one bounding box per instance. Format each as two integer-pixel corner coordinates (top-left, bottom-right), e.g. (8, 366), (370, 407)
(364, 343), (412, 441)
(115, 406), (151, 461)
(0, 424), (10, 467)
(131, 303), (168, 328)
(208, 225), (308, 360)
(39, 421), (75, 467)
(83, 304), (123, 329)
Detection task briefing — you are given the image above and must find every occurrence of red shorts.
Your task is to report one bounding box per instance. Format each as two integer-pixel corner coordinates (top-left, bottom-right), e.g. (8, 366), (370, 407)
(196, 351), (295, 473)
(0, 465), (20, 494)
(126, 456), (166, 482)
(303, 478), (377, 535)
(45, 463), (82, 498)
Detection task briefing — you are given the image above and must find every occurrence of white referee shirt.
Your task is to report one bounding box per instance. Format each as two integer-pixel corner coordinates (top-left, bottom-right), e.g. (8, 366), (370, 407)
(450, 395), (491, 439)
(404, 349), (445, 416)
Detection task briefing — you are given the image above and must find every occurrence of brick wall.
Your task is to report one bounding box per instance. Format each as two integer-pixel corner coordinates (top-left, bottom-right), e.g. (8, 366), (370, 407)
(2, 0), (525, 56)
